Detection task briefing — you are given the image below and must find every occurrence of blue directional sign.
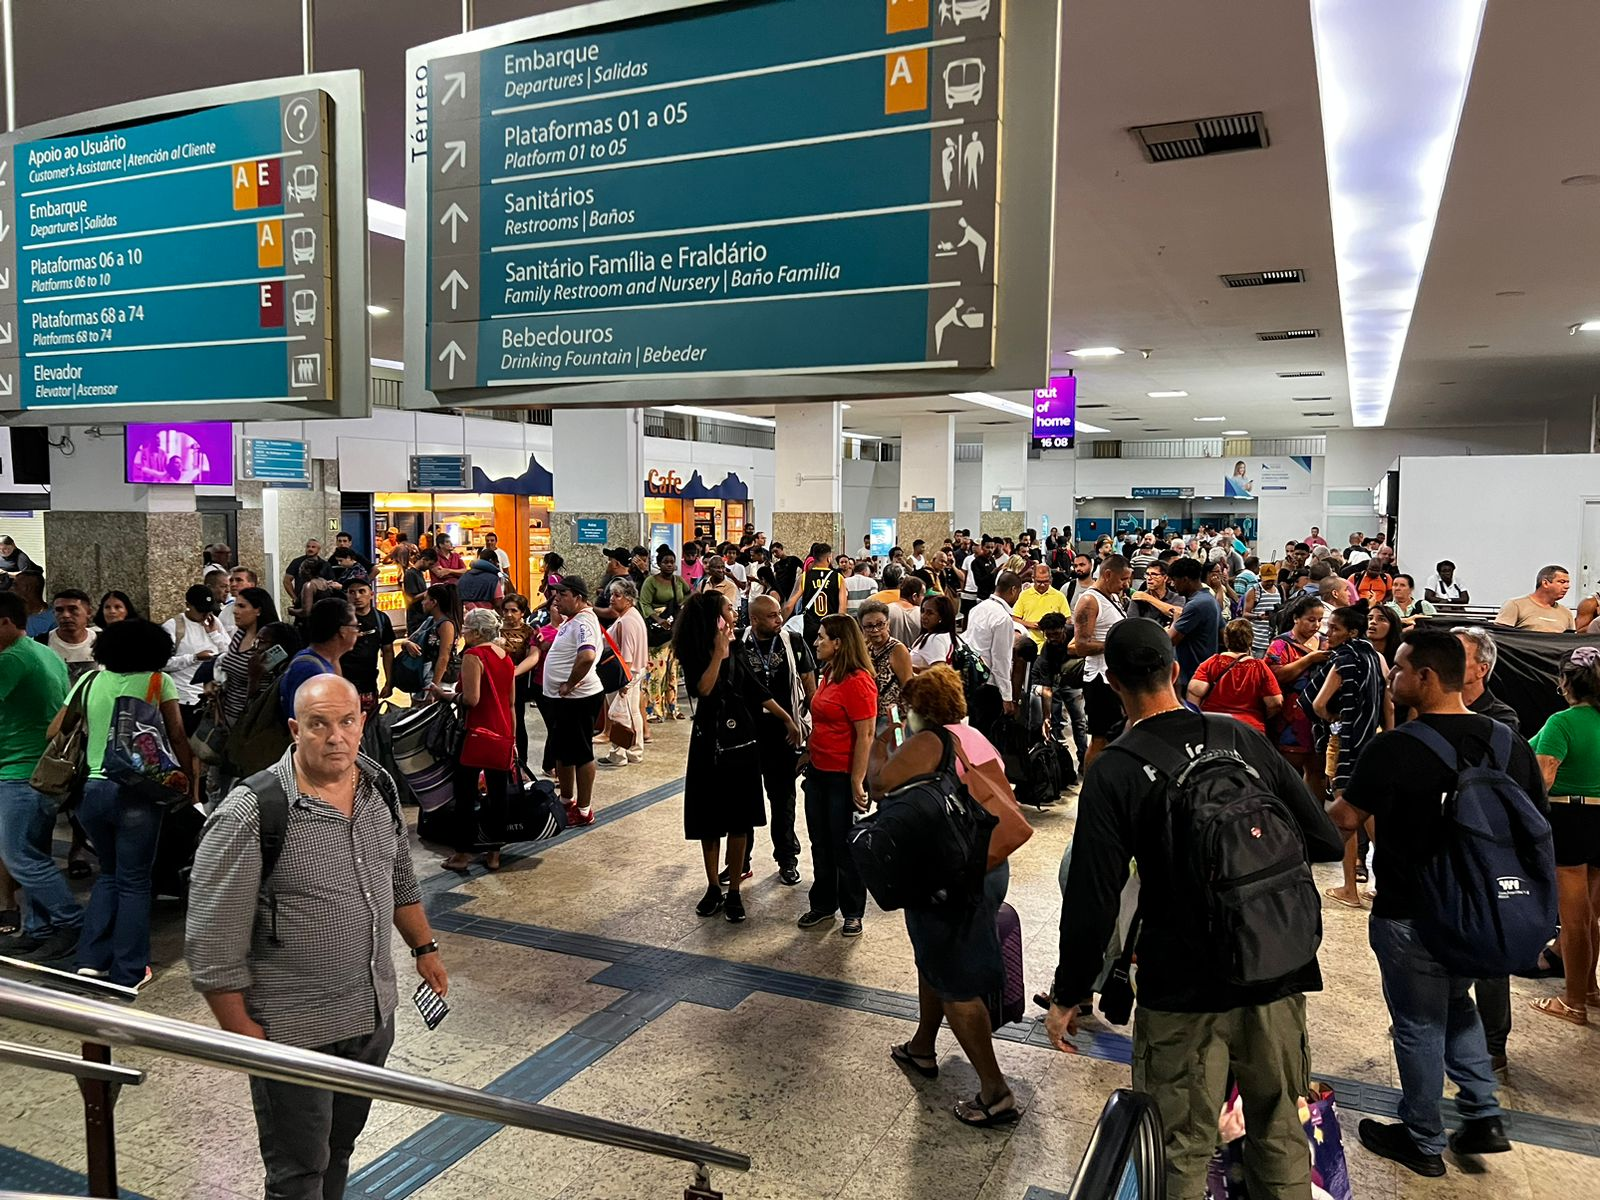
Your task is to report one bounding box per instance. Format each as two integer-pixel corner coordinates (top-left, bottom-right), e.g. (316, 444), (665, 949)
(414, 0), (1005, 392)
(409, 454), (474, 491)
(242, 437), (311, 485)
(0, 73), (369, 424)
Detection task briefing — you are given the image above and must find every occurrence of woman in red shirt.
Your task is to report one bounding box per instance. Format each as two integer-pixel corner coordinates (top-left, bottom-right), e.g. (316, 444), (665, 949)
(1187, 618), (1283, 733)
(798, 614), (879, 938)
(442, 608), (517, 873)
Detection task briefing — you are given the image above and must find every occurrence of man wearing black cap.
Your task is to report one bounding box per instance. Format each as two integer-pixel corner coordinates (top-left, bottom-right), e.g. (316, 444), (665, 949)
(1045, 618), (1343, 1199)
(544, 575), (604, 826)
(593, 548), (634, 622)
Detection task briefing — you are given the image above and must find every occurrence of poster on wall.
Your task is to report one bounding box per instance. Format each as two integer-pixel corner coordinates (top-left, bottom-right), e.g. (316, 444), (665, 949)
(649, 522), (679, 562)
(1224, 456), (1311, 498)
(868, 518), (897, 559)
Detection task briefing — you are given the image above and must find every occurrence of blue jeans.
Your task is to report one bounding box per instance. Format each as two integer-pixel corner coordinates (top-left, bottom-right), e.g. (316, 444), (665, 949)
(75, 778), (164, 985)
(1370, 916), (1501, 1154)
(0, 780), (82, 937)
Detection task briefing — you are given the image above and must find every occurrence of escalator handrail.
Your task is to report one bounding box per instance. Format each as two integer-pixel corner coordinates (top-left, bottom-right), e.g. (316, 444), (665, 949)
(1066, 1088), (1166, 1200)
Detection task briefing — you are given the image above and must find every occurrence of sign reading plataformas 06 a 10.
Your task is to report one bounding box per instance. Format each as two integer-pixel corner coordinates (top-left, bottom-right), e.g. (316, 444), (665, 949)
(404, 0), (1060, 410)
(0, 72), (370, 425)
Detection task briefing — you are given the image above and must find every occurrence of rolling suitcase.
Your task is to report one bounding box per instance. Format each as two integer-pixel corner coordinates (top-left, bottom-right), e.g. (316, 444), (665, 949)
(389, 703), (454, 812)
(988, 901), (1026, 1031)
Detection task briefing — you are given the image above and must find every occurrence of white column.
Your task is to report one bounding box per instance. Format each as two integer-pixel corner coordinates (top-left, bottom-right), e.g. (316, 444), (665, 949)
(980, 430), (1028, 513)
(772, 401), (843, 551)
(899, 414), (955, 511)
(552, 407), (645, 579)
(1026, 449), (1078, 546)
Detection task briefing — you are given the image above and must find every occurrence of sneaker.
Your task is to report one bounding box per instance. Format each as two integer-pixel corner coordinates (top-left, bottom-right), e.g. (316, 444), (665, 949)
(0, 931), (47, 957)
(717, 865), (754, 885)
(601, 747), (628, 767)
(841, 917), (864, 938)
(133, 966), (155, 993)
(797, 910), (835, 930)
(1357, 1119), (1445, 1178)
(723, 893), (746, 923)
(1449, 1117), (1511, 1156)
(75, 966), (109, 979)
(1490, 1052), (1508, 1075)
(778, 865), (802, 887)
(566, 804), (595, 828)
(695, 886), (725, 917)
(625, 748), (644, 764)
(16, 928), (80, 967)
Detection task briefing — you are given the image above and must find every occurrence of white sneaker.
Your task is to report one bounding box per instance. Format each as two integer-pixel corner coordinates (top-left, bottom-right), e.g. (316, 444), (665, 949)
(625, 748), (644, 764)
(602, 747), (628, 766)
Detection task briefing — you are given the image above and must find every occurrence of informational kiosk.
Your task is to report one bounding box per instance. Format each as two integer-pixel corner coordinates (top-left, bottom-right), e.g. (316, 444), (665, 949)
(404, 0), (1059, 409)
(0, 71), (369, 424)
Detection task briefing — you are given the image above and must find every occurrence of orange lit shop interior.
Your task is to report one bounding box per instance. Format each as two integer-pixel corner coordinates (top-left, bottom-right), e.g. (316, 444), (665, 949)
(374, 491), (553, 611)
(642, 469), (752, 545)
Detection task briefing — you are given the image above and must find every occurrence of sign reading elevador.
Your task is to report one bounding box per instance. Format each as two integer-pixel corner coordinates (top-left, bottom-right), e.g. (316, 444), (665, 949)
(404, 0), (1061, 408)
(0, 72), (369, 424)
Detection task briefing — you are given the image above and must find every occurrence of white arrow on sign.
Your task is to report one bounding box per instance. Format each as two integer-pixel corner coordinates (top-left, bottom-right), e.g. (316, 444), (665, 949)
(0, 161), (9, 187)
(437, 340), (466, 381)
(439, 269), (470, 309)
(0, 268), (10, 290)
(0, 215), (9, 244)
(441, 141), (467, 174)
(0, 373), (13, 397)
(0, 322), (12, 346)
(441, 72), (467, 106)
(439, 201), (470, 243)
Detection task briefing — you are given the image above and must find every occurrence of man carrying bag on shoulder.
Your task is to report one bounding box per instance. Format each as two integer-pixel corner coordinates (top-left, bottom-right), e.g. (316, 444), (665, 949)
(1044, 619), (1344, 1199)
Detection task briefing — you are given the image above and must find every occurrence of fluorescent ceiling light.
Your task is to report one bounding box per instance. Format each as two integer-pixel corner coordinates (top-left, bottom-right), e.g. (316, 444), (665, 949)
(368, 199), (406, 240)
(1311, 0), (1487, 427)
(1193, 416), (1226, 422)
(844, 431), (883, 442)
(1221, 429), (1249, 436)
(370, 357), (404, 371)
(1146, 390), (1188, 398)
(1074, 420), (1109, 434)
(1066, 346), (1124, 359)
(656, 405), (776, 429)
(367, 305), (390, 317)
(950, 392), (1031, 418)
(1570, 320), (1600, 333)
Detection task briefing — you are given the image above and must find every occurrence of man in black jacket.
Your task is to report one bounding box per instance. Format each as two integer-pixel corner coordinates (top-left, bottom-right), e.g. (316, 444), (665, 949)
(1045, 619), (1343, 1199)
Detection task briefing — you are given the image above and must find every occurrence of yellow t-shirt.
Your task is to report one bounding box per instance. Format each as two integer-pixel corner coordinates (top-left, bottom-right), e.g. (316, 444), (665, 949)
(1495, 595), (1574, 634)
(1014, 585), (1070, 647)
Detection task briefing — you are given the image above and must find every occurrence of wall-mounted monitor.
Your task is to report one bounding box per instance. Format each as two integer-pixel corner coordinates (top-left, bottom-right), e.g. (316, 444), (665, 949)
(125, 422), (234, 486)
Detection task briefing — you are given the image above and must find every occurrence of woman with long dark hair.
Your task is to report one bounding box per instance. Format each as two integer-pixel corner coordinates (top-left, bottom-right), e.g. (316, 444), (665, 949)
(673, 591), (802, 922)
(214, 587), (281, 729)
(910, 593), (958, 672)
(797, 614), (878, 938)
(640, 547), (689, 722)
(93, 590), (142, 629)
(396, 584), (460, 699)
(498, 593), (540, 770)
(1267, 595), (1330, 800)
(1313, 603), (1391, 909)
(1365, 603), (1401, 667)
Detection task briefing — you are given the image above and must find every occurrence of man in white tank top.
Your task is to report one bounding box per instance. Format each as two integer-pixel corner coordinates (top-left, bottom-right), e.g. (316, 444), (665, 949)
(1071, 554), (1132, 768)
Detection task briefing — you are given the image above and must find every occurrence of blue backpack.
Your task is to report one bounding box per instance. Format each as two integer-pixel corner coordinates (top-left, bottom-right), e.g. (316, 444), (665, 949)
(1399, 721), (1557, 976)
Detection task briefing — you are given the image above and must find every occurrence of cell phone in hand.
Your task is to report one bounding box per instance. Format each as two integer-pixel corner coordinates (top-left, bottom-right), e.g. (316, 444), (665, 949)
(413, 980), (449, 1030)
(260, 643), (289, 672)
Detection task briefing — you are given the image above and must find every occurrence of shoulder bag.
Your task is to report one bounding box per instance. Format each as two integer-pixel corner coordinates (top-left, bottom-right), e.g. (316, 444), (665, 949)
(595, 625), (632, 694)
(31, 671), (96, 801)
(948, 735), (1033, 870)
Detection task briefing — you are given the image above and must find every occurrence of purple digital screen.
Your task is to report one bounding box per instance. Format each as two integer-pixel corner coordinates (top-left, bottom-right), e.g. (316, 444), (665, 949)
(124, 422), (234, 486)
(1032, 375), (1076, 447)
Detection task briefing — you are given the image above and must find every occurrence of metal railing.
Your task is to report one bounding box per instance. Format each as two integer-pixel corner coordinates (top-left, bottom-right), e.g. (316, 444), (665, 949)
(1066, 1089), (1167, 1200)
(0, 975), (749, 1197)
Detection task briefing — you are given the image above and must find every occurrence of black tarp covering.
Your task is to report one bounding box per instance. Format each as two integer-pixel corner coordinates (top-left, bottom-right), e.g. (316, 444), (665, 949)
(1432, 618), (1600, 737)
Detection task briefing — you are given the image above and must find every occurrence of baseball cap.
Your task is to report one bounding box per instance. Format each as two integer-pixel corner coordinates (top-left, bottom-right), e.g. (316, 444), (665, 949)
(185, 584), (221, 615)
(603, 547), (631, 566)
(550, 574), (589, 600)
(1104, 618), (1174, 678)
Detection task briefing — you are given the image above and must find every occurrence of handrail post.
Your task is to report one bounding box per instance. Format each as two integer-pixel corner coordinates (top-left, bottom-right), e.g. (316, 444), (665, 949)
(77, 1041), (121, 1199)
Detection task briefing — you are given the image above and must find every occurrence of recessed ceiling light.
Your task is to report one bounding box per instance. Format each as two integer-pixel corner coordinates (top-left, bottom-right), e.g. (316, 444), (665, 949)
(367, 199), (406, 240)
(1221, 429), (1249, 436)
(1312, 0), (1487, 428)
(1571, 321), (1600, 334)
(1193, 416), (1226, 422)
(1561, 174), (1600, 187)
(367, 305), (390, 317)
(950, 392), (1031, 418)
(1146, 390), (1188, 398)
(1494, 290), (1524, 298)
(1067, 346), (1125, 358)
(370, 357), (404, 371)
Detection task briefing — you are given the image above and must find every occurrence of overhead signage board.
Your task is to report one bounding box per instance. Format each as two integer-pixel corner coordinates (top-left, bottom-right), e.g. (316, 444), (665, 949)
(403, 0), (1060, 410)
(241, 437), (311, 485)
(1031, 374), (1075, 449)
(1131, 487), (1193, 499)
(0, 72), (368, 426)
(409, 453), (474, 491)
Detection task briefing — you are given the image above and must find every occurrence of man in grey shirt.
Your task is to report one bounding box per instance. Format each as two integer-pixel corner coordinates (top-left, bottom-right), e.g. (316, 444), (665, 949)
(187, 675), (448, 1200)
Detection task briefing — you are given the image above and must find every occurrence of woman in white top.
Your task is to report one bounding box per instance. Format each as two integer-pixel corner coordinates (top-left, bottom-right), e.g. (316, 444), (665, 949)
(910, 593), (959, 672)
(162, 584), (231, 719)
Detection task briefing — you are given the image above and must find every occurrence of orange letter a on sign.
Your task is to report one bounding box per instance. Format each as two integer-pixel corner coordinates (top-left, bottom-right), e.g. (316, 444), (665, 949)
(257, 220), (283, 268)
(886, 0), (929, 34)
(232, 162), (258, 210)
(884, 49), (927, 115)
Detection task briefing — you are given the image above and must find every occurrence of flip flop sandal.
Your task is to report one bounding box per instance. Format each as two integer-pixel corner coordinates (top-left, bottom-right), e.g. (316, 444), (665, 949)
(890, 1042), (939, 1079)
(0, 908), (19, 936)
(1323, 887), (1365, 910)
(1529, 996), (1588, 1026)
(1360, 889), (1377, 902)
(954, 1092), (1020, 1128)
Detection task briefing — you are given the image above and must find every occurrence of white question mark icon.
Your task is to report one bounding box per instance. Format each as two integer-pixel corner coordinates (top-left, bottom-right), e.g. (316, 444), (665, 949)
(295, 105), (309, 137)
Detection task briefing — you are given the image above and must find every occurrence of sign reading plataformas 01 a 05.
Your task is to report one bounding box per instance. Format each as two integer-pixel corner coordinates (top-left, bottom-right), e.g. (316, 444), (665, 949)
(404, 0), (1061, 410)
(0, 72), (369, 425)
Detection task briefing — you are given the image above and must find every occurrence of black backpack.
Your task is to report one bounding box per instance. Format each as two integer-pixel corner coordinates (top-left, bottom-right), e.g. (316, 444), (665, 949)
(847, 726), (996, 912)
(1112, 714), (1322, 987)
(245, 764), (404, 946)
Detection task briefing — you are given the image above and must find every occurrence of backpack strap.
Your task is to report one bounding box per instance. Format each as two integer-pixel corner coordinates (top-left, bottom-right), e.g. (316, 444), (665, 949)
(1395, 720), (1460, 771)
(246, 767), (290, 947)
(1109, 711), (1213, 781)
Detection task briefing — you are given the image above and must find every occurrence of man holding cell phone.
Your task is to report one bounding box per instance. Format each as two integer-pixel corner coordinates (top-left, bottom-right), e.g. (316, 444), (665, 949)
(187, 674), (448, 1200)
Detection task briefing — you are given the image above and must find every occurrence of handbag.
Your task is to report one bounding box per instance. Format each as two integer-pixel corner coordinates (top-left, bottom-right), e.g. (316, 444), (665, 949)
(103, 673), (191, 810)
(606, 689), (638, 750)
(949, 735), (1034, 869)
(189, 696), (230, 766)
(595, 626), (632, 693)
(31, 671), (96, 800)
(645, 581), (683, 649)
(424, 697), (466, 761)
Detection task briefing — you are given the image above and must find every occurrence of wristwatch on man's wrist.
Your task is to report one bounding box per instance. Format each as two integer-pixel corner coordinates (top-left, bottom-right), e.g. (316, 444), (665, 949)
(411, 941), (439, 959)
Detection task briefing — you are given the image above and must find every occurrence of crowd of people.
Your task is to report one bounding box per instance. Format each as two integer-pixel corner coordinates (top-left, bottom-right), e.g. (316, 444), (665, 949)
(0, 517), (1596, 1195)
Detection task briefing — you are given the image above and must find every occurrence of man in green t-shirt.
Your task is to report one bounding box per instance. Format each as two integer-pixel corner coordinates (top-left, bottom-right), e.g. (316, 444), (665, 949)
(0, 591), (78, 962)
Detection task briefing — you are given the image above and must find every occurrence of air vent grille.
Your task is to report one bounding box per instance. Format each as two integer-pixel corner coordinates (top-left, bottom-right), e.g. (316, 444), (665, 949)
(1257, 329), (1320, 341)
(1292, 395), (1332, 402)
(1078, 403), (1110, 409)
(1221, 269), (1304, 288)
(1109, 416), (1140, 421)
(1301, 411), (1337, 417)
(1276, 370), (1325, 378)
(1092, 441), (1122, 459)
(1134, 111), (1268, 162)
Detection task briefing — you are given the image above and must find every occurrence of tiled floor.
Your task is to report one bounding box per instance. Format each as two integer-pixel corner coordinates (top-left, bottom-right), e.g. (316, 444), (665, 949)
(3, 717), (1598, 1199)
